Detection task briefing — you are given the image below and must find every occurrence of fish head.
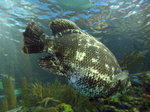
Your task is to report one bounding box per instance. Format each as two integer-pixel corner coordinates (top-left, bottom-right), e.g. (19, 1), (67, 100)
(108, 71), (131, 100)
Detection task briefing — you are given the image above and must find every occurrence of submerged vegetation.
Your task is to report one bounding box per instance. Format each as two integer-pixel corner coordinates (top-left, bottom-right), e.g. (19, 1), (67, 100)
(0, 73), (150, 112)
(0, 75), (18, 112)
(25, 79), (99, 112)
(12, 74), (150, 112)
(21, 77), (29, 107)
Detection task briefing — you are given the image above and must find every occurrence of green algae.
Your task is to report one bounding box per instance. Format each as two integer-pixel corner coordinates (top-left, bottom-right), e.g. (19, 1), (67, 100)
(19, 78), (103, 112)
(0, 96), (8, 112)
(18, 72), (150, 112)
(57, 103), (74, 112)
(21, 77), (29, 107)
(2, 75), (17, 110)
(109, 97), (120, 103)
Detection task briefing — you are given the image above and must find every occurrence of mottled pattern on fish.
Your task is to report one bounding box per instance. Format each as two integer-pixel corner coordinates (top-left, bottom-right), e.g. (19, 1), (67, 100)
(23, 19), (131, 99)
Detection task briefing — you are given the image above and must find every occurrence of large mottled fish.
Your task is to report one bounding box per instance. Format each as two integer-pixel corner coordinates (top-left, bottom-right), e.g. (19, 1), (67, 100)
(22, 19), (131, 100)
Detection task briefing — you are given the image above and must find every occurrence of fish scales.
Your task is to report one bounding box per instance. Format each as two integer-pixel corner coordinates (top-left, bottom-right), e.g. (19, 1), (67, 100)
(49, 29), (124, 98)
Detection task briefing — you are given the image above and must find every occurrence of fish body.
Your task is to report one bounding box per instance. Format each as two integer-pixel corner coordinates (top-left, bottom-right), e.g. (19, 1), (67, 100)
(23, 19), (131, 99)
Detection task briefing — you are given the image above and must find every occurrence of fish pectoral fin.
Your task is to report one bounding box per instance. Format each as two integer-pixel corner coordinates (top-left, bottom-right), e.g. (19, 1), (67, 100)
(37, 55), (66, 77)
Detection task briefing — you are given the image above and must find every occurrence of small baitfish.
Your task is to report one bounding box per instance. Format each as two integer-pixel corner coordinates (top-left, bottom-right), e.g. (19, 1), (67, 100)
(22, 19), (131, 100)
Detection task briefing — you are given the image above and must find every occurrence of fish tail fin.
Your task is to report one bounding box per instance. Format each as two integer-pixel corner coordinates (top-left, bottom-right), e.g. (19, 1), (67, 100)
(23, 20), (48, 54)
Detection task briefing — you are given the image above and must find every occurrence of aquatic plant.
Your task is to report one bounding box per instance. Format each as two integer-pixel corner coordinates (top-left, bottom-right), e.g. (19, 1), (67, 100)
(0, 96), (8, 112)
(39, 97), (61, 107)
(0, 81), (3, 89)
(28, 79), (65, 106)
(109, 97), (120, 103)
(28, 81), (44, 106)
(18, 73), (150, 112)
(21, 77), (29, 107)
(56, 103), (74, 112)
(2, 75), (17, 110)
(32, 81), (43, 99)
(27, 79), (105, 112)
(3, 96), (8, 111)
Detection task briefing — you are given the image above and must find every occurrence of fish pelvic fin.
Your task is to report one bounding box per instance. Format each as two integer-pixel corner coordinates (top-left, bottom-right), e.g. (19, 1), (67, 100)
(23, 20), (50, 54)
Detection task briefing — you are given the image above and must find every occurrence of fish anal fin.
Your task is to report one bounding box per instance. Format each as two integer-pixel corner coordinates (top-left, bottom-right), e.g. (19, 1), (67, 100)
(37, 55), (66, 77)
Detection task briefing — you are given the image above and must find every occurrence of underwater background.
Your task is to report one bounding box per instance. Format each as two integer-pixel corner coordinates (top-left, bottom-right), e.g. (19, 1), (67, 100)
(0, 0), (150, 112)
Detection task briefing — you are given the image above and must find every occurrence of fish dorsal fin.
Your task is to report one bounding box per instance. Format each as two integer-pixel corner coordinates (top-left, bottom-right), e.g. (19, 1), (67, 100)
(50, 19), (80, 36)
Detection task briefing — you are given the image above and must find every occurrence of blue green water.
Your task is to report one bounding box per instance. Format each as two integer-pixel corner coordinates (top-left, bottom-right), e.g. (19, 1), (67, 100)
(0, 0), (150, 112)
